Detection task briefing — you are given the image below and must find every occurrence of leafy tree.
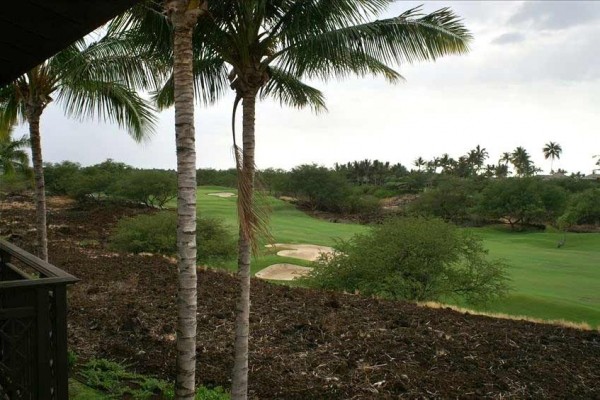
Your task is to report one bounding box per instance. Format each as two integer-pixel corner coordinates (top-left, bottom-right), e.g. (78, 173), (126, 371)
(478, 178), (566, 229)
(289, 164), (350, 212)
(114, 169), (178, 208)
(0, 37), (155, 261)
(305, 217), (509, 304)
(44, 161), (82, 195)
(410, 177), (479, 224)
(543, 141), (562, 173)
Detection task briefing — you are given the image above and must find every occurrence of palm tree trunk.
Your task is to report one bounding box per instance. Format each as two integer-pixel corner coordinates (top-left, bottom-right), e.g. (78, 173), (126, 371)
(232, 92), (257, 400)
(27, 106), (48, 261)
(169, 2), (201, 398)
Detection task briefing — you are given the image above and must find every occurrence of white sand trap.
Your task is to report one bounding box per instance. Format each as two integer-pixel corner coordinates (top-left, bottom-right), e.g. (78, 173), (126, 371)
(266, 243), (335, 262)
(255, 263), (313, 281)
(207, 192), (237, 198)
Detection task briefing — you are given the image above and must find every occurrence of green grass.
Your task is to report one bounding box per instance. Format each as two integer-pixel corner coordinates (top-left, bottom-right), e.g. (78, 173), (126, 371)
(171, 186), (600, 328)
(463, 226), (600, 328)
(70, 358), (229, 399)
(171, 186), (367, 246)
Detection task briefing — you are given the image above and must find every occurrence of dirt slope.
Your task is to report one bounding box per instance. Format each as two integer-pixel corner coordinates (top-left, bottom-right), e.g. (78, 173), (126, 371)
(1, 198), (599, 399)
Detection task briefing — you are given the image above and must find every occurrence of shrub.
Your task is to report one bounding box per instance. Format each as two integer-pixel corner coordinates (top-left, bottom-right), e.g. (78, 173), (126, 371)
(110, 212), (236, 264)
(113, 169), (177, 208)
(304, 217), (509, 304)
(0, 172), (32, 194)
(559, 188), (600, 227)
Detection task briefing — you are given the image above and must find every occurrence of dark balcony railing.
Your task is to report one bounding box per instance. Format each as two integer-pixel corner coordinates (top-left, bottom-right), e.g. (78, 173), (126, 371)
(0, 239), (78, 400)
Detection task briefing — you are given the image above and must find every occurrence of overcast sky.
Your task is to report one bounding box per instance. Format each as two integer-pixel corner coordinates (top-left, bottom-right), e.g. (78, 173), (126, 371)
(13, 1), (600, 174)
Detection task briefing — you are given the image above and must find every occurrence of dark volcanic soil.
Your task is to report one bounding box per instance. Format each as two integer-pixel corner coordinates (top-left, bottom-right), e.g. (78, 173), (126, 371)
(1, 197), (599, 399)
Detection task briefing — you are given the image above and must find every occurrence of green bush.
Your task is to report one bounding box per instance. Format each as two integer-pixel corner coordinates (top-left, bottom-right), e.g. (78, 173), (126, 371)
(410, 177), (479, 224)
(304, 217), (510, 304)
(0, 172), (32, 194)
(110, 212), (236, 264)
(43, 161), (81, 195)
(113, 169), (177, 208)
(559, 188), (600, 227)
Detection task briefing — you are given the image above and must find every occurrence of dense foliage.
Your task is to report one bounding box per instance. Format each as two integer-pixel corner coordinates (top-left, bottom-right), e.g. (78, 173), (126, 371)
(110, 212), (236, 265)
(39, 158), (599, 230)
(305, 217), (510, 304)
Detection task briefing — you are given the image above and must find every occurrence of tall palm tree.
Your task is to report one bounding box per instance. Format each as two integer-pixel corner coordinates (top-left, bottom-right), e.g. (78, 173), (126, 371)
(116, 2), (470, 398)
(0, 37), (156, 261)
(0, 128), (31, 176)
(543, 141), (562, 173)
(163, 1), (207, 398)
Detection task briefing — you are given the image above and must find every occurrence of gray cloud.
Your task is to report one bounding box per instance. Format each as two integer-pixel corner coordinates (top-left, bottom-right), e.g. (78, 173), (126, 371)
(491, 32), (526, 45)
(509, 2), (600, 30)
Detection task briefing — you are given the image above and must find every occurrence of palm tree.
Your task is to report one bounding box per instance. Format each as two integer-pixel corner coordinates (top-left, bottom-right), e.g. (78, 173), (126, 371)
(116, 2), (470, 398)
(413, 156), (426, 172)
(466, 145), (488, 174)
(0, 128), (31, 177)
(543, 141), (562, 173)
(511, 146), (533, 177)
(0, 37), (155, 262)
(163, 1), (207, 398)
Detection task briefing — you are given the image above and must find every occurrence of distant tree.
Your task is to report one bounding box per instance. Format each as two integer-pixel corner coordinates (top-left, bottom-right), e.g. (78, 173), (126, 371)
(289, 164), (350, 212)
(410, 177), (478, 224)
(114, 169), (178, 208)
(413, 157), (426, 172)
(543, 141), (562, 173)
(479, 178), (566, 229)
(511, 147), (535, 177)
(467, 145), (488, 174)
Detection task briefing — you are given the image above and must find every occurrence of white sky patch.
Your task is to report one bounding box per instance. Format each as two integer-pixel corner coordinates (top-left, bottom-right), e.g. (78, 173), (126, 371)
(13, 1), (600, 175)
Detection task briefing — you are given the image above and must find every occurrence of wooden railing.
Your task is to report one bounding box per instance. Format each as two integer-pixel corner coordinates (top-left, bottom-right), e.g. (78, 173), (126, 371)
(0, 239), (78, 400)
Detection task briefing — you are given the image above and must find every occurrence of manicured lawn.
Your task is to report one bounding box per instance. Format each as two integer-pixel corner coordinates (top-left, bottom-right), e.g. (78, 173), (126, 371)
(467, 227), (600, 328)
(175, 186), (600, 328)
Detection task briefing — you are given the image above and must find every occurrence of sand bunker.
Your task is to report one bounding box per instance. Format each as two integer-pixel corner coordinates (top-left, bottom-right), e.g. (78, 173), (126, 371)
(207, 192), (237, 198)
(266, 243), (335, 262)
(255, 263), (313, 281)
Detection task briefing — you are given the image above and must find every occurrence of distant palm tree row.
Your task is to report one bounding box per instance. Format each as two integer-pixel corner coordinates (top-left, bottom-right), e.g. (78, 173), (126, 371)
(411, 142), (567, 178)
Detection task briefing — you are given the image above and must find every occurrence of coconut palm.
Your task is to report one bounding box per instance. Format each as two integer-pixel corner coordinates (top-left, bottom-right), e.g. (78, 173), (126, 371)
(413, 156), (426, 172)
(466, 145), (488, 174)
(0, 37), (156, 261)
(115, 2), (471, 398)
(543, 141), (562, 173)
(162, 1), (207, 397)
(0, 134), (31, 177)
(511, 146), (534, 177)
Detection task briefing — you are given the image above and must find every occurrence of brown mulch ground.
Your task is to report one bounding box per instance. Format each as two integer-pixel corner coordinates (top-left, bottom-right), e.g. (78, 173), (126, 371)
(1, 196), (599, 399)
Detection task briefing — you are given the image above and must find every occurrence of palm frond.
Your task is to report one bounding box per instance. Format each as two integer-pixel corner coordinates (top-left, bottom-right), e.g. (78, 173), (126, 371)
(0, 83), (27, 133)
(260, 67), (327, 113)
(152, 56), (229, 109)
(273, 6), (471, 80)
(55, 80), (156, 142)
